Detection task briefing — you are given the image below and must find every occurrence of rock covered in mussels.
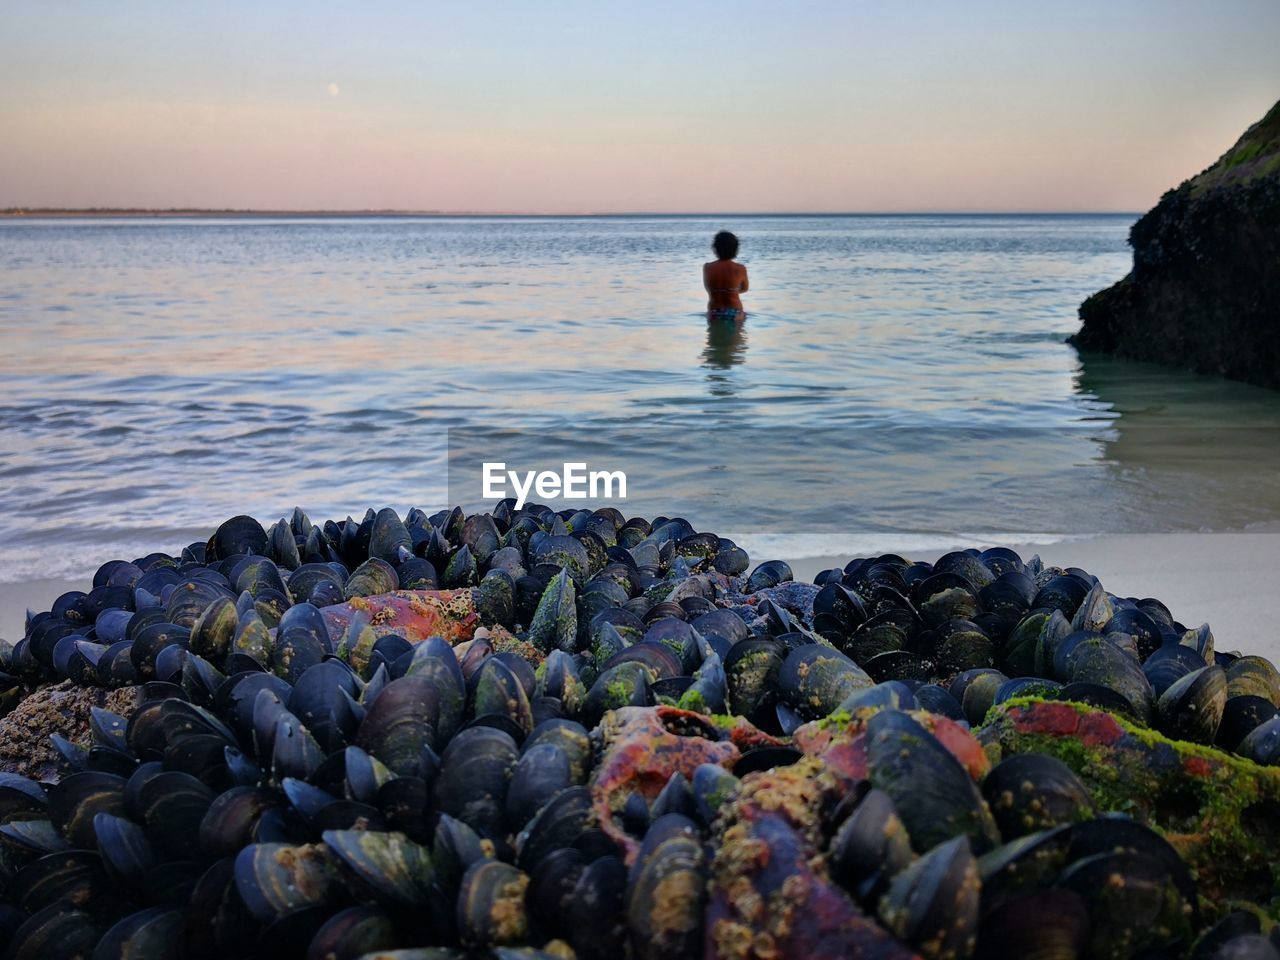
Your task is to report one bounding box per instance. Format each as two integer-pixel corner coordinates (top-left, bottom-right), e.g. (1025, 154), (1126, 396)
(0, 503), (1278, 959)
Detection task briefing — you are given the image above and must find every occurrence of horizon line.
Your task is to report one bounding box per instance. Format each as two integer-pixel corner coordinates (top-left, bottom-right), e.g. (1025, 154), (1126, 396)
(0, 207), (1144, 219)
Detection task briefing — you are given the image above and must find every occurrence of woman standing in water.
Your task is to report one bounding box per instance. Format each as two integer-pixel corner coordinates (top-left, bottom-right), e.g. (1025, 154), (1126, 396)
(704, 231), (748, 321)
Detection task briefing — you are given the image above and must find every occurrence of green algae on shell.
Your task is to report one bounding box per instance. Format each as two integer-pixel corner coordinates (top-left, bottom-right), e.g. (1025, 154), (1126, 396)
(526, 570), (577, 654)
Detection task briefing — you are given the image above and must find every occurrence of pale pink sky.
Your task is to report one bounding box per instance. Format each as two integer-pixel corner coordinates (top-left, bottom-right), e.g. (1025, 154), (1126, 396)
(1, 1), (1277, 212)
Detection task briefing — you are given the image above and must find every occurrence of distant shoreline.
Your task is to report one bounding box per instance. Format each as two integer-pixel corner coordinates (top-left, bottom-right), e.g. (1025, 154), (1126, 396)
(0, 208), (1141, 220)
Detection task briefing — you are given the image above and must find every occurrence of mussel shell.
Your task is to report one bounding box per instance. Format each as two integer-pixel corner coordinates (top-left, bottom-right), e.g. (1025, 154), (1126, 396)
(16, 848), (114, 915)
(600, 640), (683, 681)
(583, 662), (654, 726)
(1031, 574), (1090, 618)
(778, 643), (873, 719)
(1217, 695), (1279, 752)
(444, 544), (479, 589)
(713, 547), (750, 576)
(457, 860), (530, 947)
(271, 715), (326, 783)
(369, 508), (414, 564)
(1070, 582), (1114, 635)
(640, 618), (703, 673)
(625, 819), (705, 960)
(188, 595), (237, 661)
(1156, 665), (1227, 744)
(199, 786), (279, 859)
(1238, 715), (1280, 766)
(981, 753), (1094, 839)
(376, 776), (433, 844)
(932, 551), (995, 589)
(566, 854), (628, 960)
(527, 569), (578, 653)
(130, 621), (191, 681)
(0, 818), (70, 855)
(304, 905), (398, 960)
(344, 558), (399, 601)
(5, 902), (104, 960)
(139, 770), (217, 857)
(526, 847), (585, 942)
(233, 842), (339, 922)
(208, 515), (270, 562)
(524, 531), (582, 575)
(1057, 848), (1194, 957)
(286, 564), (346, 606)
(1143, 642), (1208, 697)
(975, 889), (1089, 960)
(1102, 606), (1164, 659)
(977, 577), (1033, 621)
(219, 670), (294, 740)
(522, 719), (593, 785)
(514, 785), (592, 873)
(959, 673), (1007, 727)
(356, 671), (464, 773)
(47, 770), (126, 849)
(167, 578), (235, 631)
(878, 834), (980, 960)
(935, 619), (996, 675)
(506, 743), (572, 827)
(691, 763), (740, 829)
(863, 650), (934, 684)
(289, 660), (362, 753)
(233, 556), (289, 600)
(94, 811), (159, 884)
(916, 576), (980, 630)
(535, 650), (587, 716)
(690, 609), (750, 647)
(1066, 637), (1153, 722)
(473, 657), (535, 739)
(811, 581), (869, 639)
(322, 829), (435, 906)
(435, 727), (519, 839)
(1226, 656), (1280, 707)
(865, 709), (999, 854)
(830, 787), (913, 903)
(746, 559), (793, 592)
(724, 638), (784, 722)
(94, 907), (185, 960)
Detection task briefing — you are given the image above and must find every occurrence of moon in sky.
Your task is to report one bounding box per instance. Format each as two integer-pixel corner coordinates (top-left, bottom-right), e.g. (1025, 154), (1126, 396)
(327, 83), (340, 97)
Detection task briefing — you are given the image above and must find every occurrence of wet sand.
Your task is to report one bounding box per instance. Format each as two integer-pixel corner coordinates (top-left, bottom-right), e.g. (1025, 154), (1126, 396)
(4, 532), (1278, 665)
(0, 579), (84, 643)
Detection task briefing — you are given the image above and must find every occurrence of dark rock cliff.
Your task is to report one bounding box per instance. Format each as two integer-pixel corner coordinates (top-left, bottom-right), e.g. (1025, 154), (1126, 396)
(1071, 100), (1280, 388)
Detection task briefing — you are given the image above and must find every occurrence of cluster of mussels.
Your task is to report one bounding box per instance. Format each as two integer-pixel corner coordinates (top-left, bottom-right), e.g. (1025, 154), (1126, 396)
(1, 504), (1279, 960)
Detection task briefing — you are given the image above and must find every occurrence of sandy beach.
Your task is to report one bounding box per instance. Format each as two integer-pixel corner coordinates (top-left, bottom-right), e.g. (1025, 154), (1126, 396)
(5, 531), (1278, 665)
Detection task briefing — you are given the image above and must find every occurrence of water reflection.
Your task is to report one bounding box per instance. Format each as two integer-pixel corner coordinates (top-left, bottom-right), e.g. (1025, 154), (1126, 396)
(702, 314), (748, 370)
(1073, 350), (1280, 526)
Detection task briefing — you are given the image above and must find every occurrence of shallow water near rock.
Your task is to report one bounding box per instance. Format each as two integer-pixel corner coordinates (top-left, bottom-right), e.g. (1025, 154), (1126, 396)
(3, 213), (1280, 584)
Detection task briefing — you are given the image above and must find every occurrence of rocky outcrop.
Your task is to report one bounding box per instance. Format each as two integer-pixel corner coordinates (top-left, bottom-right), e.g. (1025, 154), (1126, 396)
(0, 680), (138, 780)
(1071, 100), (1280, 388)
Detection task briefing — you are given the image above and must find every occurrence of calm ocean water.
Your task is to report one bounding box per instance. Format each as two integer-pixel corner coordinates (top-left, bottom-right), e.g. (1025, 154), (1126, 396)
(3, 214), (1280, 584)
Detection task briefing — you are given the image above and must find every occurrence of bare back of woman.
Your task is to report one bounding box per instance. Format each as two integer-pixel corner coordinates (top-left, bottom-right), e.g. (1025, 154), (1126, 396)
(704, 231), (748, 321)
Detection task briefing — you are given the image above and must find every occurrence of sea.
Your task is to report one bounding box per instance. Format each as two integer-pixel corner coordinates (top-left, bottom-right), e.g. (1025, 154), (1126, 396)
(3, 213), (1280, 585)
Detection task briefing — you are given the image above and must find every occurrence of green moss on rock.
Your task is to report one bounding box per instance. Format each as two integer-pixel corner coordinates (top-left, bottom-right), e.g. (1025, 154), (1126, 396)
(980, 697), (1280, 911)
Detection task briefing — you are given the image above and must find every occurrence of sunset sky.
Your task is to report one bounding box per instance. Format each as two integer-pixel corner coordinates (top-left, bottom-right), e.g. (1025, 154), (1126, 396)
(1, 0), (1277, 213)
